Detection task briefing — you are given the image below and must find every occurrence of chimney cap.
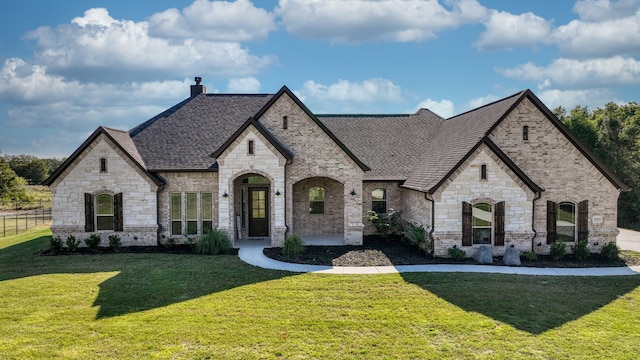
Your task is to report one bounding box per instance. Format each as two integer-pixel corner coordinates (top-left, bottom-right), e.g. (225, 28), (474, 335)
(195, 77), (202, 85)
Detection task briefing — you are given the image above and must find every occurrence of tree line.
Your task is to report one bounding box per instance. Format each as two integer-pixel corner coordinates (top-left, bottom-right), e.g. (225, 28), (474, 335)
(0, 152), (64, 202)
(554, 101), (640, 229)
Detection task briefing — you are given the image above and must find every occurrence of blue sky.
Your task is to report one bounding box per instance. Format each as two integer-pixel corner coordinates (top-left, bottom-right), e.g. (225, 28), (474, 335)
(1, 0), (638, 158)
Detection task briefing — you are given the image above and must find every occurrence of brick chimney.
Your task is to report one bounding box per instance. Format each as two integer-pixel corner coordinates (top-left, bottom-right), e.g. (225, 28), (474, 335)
(190, 77), (206, 97)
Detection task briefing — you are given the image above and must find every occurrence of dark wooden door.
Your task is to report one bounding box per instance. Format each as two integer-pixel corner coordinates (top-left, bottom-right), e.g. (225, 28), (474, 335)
(249, 188), (269, 237)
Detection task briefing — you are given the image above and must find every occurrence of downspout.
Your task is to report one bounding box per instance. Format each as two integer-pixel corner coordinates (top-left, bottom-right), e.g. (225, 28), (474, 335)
(283, 158), (293, 238)
(425, 192), (435, 256)
(156, 182), (165, 247)
(531, 191), (541, 252)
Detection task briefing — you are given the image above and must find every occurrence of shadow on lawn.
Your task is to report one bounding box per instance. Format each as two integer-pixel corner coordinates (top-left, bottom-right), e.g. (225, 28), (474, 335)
(0, 235), (290, 319)
(401, 272), (640, 334)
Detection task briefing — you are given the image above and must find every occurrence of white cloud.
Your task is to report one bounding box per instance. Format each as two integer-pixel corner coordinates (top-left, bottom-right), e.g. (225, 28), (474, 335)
(299, 79), (403, 104)
(466, 94), (500, 110)
(552, 11), (640, 57)
(537, 88), (622, 110)
(276, 0), (488, 43)
(227, 77), (261, 93)
(573, 0), (640, 21)
(497, 56), (640, 89)
(148, 0), (276, 41)
(24, 7), (276, 82)
(474, 10), (552, 50)
(414, 98), (454, 118)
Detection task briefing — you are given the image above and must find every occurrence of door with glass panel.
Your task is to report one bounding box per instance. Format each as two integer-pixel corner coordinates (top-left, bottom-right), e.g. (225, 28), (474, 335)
(248, 188), (269, 237)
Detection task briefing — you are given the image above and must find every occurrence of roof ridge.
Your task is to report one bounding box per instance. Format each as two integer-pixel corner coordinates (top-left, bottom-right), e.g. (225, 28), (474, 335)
(204, 93), (274, 97)
(317, 114), (411, 118)
(447, 89), (526, 120)
(129, 96), (194, 137)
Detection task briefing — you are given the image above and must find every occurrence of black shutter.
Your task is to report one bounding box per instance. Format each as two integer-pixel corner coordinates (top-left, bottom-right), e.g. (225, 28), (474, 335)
(578, 200), (589, 242)
(114, 193), (123, 232)
(547, 200), (557, 244)
(462, 202), (472, 246)
(494, 202), (505, 246)
(84, 193), (94, 232)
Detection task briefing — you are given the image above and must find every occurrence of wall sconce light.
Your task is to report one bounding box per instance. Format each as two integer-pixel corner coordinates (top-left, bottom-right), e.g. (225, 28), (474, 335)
(350, 189), (356, 196)
(537, 242), (542, 246)
(275, 190), (281, 196)
(222, 191), (228, 198)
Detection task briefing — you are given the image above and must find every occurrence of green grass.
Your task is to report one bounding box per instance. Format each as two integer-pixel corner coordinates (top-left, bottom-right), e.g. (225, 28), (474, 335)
(1, 227), (640, 359)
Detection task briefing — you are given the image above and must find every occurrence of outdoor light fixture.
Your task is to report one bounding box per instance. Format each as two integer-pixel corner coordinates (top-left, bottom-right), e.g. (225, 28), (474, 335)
(275, 190), (281, 196)
(350, 189), (356, 196)
(222, 191), (228, 198)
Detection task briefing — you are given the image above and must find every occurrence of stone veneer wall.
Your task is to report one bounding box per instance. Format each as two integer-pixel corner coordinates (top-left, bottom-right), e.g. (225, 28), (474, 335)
(400, 188), (432, 232)
(157, 171), (218, 244)
(293, 177), (344, 236)
(214, 125), (287, 246)
(362, 182), (404, 236)
(431, 146), (535, 257)
(258, 93), (365, 245)
(49, 135), (159, 246)
(489, 98), (620, 254)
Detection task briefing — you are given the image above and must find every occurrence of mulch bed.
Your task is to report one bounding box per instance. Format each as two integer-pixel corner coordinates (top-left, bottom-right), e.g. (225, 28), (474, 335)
(42, 245), (238, 256)
(263, 236), (639, 268)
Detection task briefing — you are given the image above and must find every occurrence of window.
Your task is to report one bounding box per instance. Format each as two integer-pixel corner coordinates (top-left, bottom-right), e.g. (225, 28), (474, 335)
(523, 125), (529, 141)
(556, 202), (576, 242)
(372, 188), (387, 214)
(171, 193), (182, 235)
(96, 194), (114, 230)
(472, 203), (492, 245)
(480, 164), (487, 180)
(100, 158), (107, 173)
(248, 140), (254, 155)
(202, 192), (213, 234)
(282, 116), (288, 129)
(186, 192), (198, 235)
(309, 187), (325, 214)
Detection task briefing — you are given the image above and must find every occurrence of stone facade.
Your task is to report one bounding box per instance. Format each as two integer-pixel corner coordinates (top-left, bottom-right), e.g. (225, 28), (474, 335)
(430, 145), (535, 257)
(49, 135), (159, 246)
(258, 93), (365, 245)
(489, 98), (620, 254)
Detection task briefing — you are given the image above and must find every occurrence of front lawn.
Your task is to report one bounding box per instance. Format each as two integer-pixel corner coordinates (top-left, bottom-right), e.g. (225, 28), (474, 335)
(1, 227), (639, 359)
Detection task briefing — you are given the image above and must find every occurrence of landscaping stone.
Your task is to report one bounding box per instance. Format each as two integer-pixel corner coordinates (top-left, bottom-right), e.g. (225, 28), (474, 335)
(503, 247), (521, 266)
(473, 245), (493, 263)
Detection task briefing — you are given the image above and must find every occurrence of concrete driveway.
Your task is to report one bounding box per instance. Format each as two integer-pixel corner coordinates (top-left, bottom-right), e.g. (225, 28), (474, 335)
(617, 228), (640, 252)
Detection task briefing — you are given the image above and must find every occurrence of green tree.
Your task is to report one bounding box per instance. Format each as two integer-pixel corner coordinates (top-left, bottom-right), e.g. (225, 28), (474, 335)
(0, 154), (27, 201)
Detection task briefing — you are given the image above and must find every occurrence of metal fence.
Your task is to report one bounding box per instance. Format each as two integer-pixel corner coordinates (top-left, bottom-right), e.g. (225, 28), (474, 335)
(0, 208), (52, 238)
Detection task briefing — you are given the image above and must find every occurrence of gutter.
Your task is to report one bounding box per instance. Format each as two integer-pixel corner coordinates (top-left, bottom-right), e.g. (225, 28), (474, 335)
(531, 191), (542, 252)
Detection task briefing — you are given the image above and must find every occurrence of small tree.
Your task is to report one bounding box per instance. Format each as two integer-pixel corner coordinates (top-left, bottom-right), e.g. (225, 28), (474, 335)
(402, 222), (432, 256)
(365, 209), (402, 240)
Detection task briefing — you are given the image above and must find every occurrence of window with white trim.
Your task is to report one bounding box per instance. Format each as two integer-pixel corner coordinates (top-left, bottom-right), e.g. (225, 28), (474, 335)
(372, 188), (388, 214)
(472, 202), (492, 245)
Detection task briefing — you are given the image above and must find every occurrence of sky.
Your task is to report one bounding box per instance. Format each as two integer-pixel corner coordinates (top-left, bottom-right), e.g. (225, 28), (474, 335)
(0, 0), (638, 158)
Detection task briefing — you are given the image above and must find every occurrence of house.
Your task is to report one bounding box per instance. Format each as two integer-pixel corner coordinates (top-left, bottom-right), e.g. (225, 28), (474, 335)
(44, 78), (628, 257)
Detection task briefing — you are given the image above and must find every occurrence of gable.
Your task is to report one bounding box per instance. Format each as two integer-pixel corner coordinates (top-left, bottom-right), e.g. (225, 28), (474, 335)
(213, 122), (290, 169)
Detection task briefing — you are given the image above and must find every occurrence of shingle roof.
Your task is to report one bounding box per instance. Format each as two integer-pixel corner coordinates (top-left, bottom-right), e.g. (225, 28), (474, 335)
(130, 93), (273, 170)
(403, 91), (524, 192)
(319, 109), (444, 180)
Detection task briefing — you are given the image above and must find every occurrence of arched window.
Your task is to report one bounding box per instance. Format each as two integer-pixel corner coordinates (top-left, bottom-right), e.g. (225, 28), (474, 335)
(309, 187), (325, 214)
(96, 193), (114, 230)
(472, 202), (492, 244)
(557, 202), (576, 242)
(372, 188), (388, 214)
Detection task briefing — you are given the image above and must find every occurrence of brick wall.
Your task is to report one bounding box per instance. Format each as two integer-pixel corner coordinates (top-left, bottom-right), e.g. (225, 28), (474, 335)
(293, 177), (344, 235)
(489, 98), (620, 254)
(362, 181), (404, 236)
(49, 135), (159, 246)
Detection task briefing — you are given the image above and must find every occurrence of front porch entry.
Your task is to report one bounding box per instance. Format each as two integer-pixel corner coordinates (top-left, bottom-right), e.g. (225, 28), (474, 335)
(234, 174), (271, 239)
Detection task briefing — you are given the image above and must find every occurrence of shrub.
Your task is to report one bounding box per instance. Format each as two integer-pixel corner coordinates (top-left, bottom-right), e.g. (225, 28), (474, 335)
(85, 234), (101, 253)
(402, 222), (432, 256)
(195, 230), (231, 255)
(65, 235), (80, 252)
(573, 240), (589, 261)
(164, 238), (177, 249)
(600, 241), (620, 259)
(448, 246), (466, 261)
(108, 234), (122, 251)
(520, 250), (538, 261)
(283, 234), (305, 257)
(50, 236), (63, 253)
(364, 209), (402, 239)
(550, 241), (566, 260)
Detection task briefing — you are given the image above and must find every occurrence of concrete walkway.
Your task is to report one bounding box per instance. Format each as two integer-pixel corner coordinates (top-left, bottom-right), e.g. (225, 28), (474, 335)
(238, 240), (640, 277)
(617, 228), (640, 252)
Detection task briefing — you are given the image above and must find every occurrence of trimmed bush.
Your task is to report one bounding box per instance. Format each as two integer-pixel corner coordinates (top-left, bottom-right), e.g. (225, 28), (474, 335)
(550, 241), (566, 260)
(601, 241), (620, 259)
(402, 222), (432, 256)
(573, 240), (589, 261)
(85, 234), (101, 253)
(65, 235), (80, 252)
(196, 230), (231, 255)
(520, 250), (538, 261)
(50, 236), (63, 253)
(283, 234), (305, 257)
(448, 246), (466, 261)
(108, 234), (122, 251)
